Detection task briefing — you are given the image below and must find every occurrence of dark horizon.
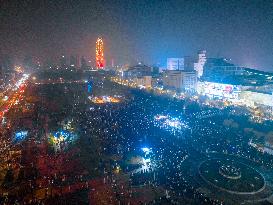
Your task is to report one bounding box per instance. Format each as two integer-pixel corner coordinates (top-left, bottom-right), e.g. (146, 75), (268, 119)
(1, 0), (273, 71)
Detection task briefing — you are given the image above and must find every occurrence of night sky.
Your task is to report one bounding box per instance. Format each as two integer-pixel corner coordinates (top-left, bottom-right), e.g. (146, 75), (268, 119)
(1, 0), (273, 70)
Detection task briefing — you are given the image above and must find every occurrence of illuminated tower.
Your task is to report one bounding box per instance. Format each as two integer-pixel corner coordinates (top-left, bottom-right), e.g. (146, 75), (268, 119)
(96, 37), (104, 69)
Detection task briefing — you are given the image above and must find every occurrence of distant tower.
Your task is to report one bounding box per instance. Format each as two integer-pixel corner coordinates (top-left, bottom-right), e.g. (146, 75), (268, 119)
(96, 37), (104, 69)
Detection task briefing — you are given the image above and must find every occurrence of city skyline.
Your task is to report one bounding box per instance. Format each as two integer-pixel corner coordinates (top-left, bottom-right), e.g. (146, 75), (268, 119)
(1, 2), (273, 203)
(1, 0), (273, 71)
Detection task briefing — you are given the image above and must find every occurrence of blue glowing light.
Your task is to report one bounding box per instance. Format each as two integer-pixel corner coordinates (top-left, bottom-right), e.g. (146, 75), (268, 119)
(87, 81), (93, 93)
(48, 129), (78, 152)
(14, 131), (28, 142)
(141, 147), (152, 155)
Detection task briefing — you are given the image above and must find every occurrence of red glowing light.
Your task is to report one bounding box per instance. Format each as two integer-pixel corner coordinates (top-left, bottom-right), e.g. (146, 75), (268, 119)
(96, 37), (104, 69)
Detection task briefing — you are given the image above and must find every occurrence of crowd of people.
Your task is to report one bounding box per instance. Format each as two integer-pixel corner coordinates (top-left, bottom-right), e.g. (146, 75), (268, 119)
(0, 71), (272, 204)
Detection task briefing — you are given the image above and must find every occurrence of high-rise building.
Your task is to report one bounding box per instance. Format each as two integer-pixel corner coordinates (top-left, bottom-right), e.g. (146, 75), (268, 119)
(167, 58), (184, 70)
(184, 56), (195, 71)
(60, 55), (67, 68)
(81, 56), (87, 69)
(163, 70), (182, 90)
(194, 50), (206, 78)
(96, 37), (104, 69)
(202, 58), (245, 83)
(125, 64), (153, 78)
(163, 70), (197, 92)
(133, 76), (152, 88)
(70, 55), (79, 68)
(180, 71), (197, 92)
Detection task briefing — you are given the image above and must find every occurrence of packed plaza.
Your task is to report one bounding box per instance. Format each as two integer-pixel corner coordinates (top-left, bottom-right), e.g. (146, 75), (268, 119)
(1, 0), (273, 204)
(0, 64), (272, 204)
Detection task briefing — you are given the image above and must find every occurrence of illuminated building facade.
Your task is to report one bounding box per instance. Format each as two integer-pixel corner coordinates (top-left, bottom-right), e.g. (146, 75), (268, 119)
(124, 64), (153, 78)
(197, 81), (241, 100)
(184, 56), (195, 71)
(167, 58), (184, 70)
(133, 76), (152, 88)
(194, 50), (206, 78)
(202, 58), (245, 83)
(181, 71), (197, 92)
(167, 53), (202, 72)
(163, 70), (197, 92)
(163, 70), (182, 90)
(96, 37), (104, 69)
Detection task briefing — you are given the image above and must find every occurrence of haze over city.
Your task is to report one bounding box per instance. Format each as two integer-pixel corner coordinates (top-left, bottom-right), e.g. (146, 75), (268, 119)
(0, 1), (273, 205)
(1, 0), (273, 71)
